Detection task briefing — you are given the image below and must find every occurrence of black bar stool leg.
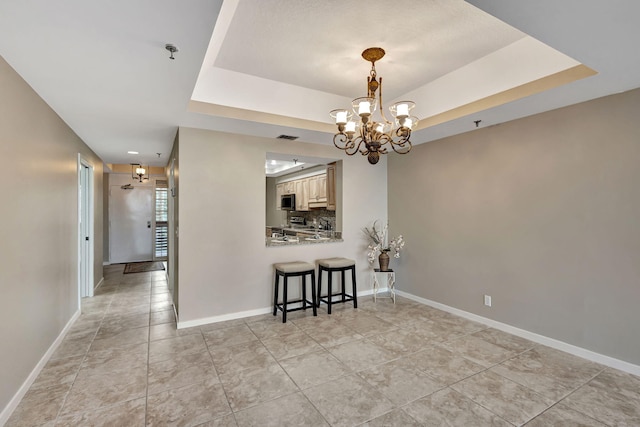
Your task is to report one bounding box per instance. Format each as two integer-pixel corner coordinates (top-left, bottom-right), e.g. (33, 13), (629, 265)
(273, 273), (280, 316)
(351, 266), (358, 308)
(302, 275), (307, 310)
(327, 270), (333, 314)
(316, 266), (323, 308)
(311, 272), (317, 316)
(282, 277), (288, 323)
(341, 269), (346, 302)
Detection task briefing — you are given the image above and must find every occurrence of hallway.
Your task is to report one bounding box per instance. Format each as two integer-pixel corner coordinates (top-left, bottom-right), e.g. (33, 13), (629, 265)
(6, 264), (640, 426)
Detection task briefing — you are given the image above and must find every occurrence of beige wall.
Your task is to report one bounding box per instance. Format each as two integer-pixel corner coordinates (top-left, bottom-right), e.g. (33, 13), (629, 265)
(388, 88), (640, 365)
(176, 127), (387, 324)
(0, 56), (103, 414)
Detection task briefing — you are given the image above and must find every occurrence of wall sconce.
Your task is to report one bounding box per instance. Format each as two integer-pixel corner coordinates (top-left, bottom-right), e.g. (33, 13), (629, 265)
(131, 164), (149, 182)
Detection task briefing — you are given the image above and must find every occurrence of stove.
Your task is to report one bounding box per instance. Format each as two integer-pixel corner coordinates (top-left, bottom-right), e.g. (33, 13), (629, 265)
(290, 216), (305, 226)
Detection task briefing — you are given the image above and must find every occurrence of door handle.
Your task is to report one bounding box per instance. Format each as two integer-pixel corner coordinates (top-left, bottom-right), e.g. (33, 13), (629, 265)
(147, 221), (151, 229)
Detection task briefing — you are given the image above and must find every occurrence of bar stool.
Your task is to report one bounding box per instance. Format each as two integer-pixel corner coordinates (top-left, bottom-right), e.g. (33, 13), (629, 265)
(316, 258), (357, 314)
(273, 261), (317, 323)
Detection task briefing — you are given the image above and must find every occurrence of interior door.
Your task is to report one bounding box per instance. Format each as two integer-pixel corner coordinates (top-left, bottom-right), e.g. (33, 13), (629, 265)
(110, 185), (153, 263)
(79, 161), (93, 298)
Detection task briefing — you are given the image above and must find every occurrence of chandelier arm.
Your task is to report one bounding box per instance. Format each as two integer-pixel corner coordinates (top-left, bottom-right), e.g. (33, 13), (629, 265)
(388, 130), (413, 154)
(332, 132), (347, 149)
(333, 133), (365, 156)
(333, 133), (355, 154)
(377, 134), (391, 153)
(350, 137), (366, 156)
(390, 142), (412, 154)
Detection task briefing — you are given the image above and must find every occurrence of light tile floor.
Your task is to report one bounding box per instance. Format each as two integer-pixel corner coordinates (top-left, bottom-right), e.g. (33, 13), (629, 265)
(7, 264), (640, 426)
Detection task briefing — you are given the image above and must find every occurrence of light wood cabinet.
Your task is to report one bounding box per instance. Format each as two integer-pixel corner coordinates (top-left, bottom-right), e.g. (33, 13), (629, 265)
(276, 167), (336, 211)
(276, 183), (284, 209)
(284, 181), (295, 194)
(309, 174), (327, 203)
(326, 162), (336, 211)
(277, 181), (296, 210)
(295, 178), (309, 211)
(317, 174), (327, 201)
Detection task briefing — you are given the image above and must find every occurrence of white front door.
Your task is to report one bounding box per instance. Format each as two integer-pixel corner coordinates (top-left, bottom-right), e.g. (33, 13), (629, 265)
(110, 185), (153, 263)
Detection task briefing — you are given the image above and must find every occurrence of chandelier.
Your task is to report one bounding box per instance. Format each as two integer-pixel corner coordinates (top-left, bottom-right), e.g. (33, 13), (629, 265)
(330, 47), (419, 165)
(131, 163), (149, 182)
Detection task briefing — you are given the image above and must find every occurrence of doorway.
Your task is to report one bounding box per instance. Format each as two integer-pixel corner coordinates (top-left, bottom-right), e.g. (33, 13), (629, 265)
(109, 183), (154, 264)
(78, 155), (94, 300)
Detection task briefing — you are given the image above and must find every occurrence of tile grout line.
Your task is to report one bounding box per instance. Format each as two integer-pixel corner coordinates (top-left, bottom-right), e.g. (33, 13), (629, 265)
(545, 366), (614, 427)
(52, 283), (113, 423)
(201, 323), (239, 424)
(144, 275), (152, 427)
(245, 317), (335, 426)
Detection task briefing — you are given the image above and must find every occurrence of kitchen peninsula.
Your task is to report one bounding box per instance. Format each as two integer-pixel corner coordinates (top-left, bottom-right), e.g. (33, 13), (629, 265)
(266, 233), (343, 247)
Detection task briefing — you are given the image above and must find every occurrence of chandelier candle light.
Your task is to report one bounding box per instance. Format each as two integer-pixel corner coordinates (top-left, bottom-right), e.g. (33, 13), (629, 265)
(330, 47), (419, 165)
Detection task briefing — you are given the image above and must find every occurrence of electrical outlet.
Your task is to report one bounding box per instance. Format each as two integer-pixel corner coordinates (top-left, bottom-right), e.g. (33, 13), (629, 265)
(484, 295), (492, 307)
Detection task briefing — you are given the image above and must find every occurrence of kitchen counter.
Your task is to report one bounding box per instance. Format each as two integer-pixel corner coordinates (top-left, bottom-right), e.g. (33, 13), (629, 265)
(266, 234), (343, 247)
(265, 227), (342, 247)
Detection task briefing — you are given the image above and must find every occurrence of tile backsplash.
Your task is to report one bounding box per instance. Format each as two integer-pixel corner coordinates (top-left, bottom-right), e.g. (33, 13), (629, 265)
(287, 209), (336, 230)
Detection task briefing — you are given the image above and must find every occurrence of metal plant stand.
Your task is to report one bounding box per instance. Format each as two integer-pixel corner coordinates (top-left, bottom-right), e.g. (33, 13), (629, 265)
(372, 268), (395, 303)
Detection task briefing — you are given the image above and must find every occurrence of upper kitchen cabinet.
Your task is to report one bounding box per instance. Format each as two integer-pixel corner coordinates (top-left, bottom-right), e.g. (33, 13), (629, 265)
(276, 183), (283, 209)
(308, 174), (327, 208)
(295, 178), (309, 211)
(276, 180), (298, 209)
(327, 162), (336, 211)
(279, 168), (335, 211)
(284, 181), (295, 194)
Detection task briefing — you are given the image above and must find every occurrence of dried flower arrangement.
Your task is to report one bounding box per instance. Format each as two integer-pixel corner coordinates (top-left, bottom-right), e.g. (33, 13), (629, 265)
(363, 220), (405, 264)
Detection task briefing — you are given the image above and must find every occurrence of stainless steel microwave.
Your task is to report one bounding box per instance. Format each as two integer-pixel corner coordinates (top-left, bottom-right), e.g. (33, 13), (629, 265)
(281, 194), (296, 210)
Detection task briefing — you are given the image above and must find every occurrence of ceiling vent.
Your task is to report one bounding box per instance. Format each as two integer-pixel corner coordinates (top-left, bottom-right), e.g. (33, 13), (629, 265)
(276, 134), (299, 140)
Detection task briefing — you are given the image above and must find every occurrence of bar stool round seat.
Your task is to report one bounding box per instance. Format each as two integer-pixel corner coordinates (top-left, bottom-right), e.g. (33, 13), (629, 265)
(273, 261), (317, 323)
(316, 257), (357, 314)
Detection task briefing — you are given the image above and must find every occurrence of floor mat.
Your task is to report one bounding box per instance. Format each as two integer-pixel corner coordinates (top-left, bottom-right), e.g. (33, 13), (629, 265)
(123, 261), (165, 274)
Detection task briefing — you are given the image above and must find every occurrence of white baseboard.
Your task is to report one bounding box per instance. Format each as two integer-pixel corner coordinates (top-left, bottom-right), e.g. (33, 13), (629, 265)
(177, 306), (273, 329)
(395, 289), (640, 377)
(177, 288), (383, 329)
(0, 309), (81, 425)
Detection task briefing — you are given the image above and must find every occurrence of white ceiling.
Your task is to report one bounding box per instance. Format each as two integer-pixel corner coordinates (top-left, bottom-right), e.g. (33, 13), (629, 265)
(213, 0), (525, 99)
(1, 1), (640, 167)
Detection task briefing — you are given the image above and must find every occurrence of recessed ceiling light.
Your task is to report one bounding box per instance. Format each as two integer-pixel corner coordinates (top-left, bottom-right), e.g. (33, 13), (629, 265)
(128, 151), (139, 154)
